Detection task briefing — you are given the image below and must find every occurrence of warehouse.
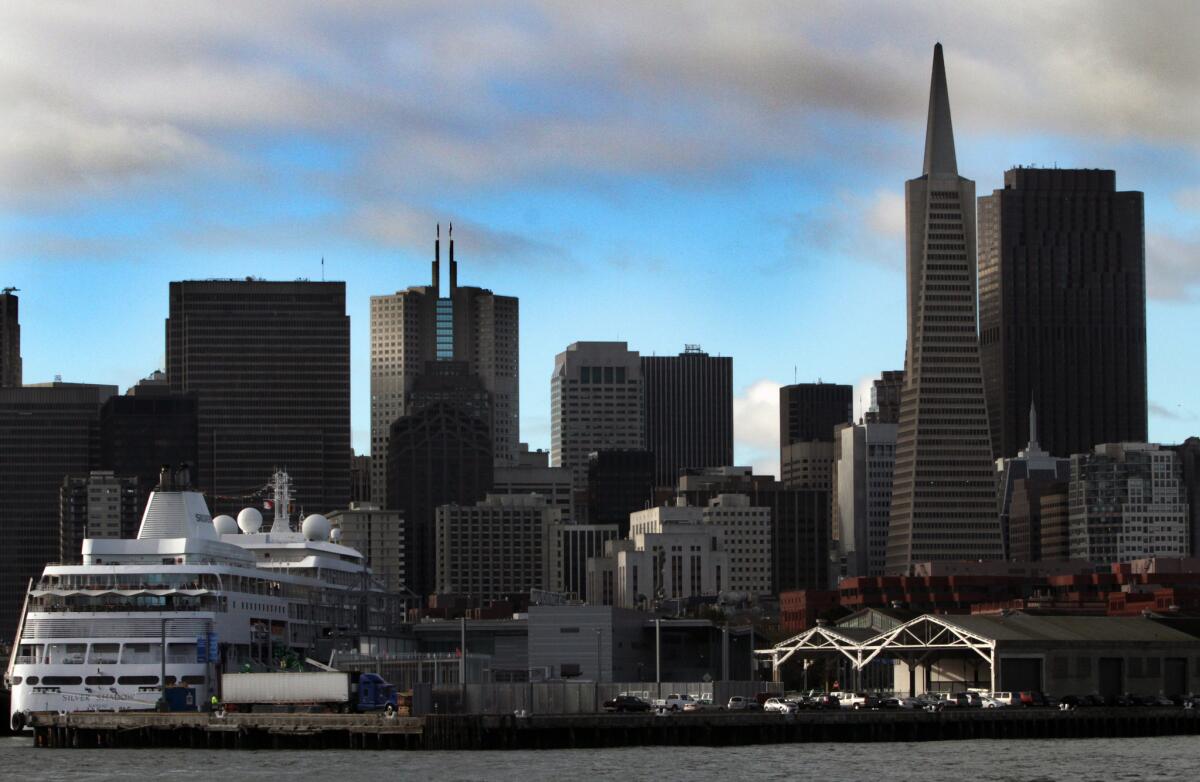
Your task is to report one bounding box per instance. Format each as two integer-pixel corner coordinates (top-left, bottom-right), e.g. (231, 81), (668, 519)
(761, 612), (1200, 698)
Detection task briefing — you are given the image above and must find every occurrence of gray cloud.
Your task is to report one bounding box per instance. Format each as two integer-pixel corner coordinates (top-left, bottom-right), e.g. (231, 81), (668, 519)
(1147, 231), (1200, 301)
(1150, 401), (1195, 422)
(2, 0), (1197, 209)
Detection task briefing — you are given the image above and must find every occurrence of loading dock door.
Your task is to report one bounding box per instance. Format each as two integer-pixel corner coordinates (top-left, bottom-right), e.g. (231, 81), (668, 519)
(1164, 658), (1187, 697)
(1098, 658), (1123, 697)
(999, 658), (1042, 693)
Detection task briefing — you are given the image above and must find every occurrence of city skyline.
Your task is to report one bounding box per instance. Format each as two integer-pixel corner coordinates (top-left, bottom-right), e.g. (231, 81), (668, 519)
(2, 5), (1198, 480)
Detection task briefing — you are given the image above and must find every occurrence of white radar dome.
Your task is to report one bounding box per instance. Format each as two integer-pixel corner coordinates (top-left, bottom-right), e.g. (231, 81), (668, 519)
(302, 513), (331, 542)
(213, 515), (238, 535)
(330, 527), (343, 543)
(237, 507), (263, 534)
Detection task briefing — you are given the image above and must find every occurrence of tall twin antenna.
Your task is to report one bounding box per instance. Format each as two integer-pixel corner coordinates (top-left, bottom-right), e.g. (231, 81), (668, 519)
(432, 221), (458, 295)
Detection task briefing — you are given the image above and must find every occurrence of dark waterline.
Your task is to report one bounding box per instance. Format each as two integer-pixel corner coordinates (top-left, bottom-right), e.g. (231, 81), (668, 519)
(3, 734), (1198, 781)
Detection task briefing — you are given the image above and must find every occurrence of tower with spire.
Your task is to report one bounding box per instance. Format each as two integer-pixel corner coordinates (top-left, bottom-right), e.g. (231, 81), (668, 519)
(885, 44), (1005, 573)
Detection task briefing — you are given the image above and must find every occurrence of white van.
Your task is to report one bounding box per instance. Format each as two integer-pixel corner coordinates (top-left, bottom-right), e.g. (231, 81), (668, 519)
(984, 691), (1017, 708)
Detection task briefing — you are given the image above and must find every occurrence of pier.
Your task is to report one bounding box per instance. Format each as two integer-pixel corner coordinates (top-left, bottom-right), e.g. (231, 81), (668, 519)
(25, 707), (1200, 751)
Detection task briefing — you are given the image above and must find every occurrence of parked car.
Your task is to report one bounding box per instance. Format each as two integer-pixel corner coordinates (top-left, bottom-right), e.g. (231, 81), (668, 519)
(952, 691), (983, 708)
(877, 697), (901, 710)
(655, 693), (698, 712)
(727, 696), (750, 711)
(683, 697), (719, 713)
(810, 694), (841, 710)
(984, 691), (1017, 708)
(896, 696), (923, 710)
(763, 697), (798, 714)
(603, 694), (652, 713)
(833, 692), (868, 709)
(1018, 691), (1048, 708)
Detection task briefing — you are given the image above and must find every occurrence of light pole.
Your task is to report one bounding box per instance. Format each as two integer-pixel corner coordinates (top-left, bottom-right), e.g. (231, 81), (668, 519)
(594, 628), (602, 712)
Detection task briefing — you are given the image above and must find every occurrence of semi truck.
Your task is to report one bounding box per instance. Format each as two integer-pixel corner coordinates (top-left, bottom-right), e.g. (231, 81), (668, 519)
(219, 671), (398, 713)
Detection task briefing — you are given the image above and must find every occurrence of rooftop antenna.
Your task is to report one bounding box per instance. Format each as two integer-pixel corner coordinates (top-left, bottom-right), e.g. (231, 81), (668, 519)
(321, 256), (325, 282)
(448, 221), (457, 292)
(432, 223), (441, 295)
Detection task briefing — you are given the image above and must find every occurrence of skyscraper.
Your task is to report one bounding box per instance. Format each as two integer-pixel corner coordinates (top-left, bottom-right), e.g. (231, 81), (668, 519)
(978, 168), (1147, 460)
(0, 288), (20, 388)
(550, 342), (645, 495)
(834, 420), (897, 578)
(994, 405), (1069, 560)
(99, 376), (198, 513)
(166, 279), (350, 517)
(0, 382), (116, 638)
(370, 227), (519, 505)
(387, 400), (493, 598)
(779, 382), (852, 444)
(865, 370), (904, 425)
(641, 346), (733, 488)
(885, 44), (1004, 573)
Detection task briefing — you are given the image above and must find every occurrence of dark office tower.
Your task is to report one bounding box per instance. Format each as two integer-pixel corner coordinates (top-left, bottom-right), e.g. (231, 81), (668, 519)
(166, 280), (350, 517)
(978, 168), (1147, 460)
(779, 382), (852, 444)
(0, 382), (115, 638)
(99, 375), (199, 512)
(387, 400), (493, 598)
(864, 370), (904, 424)
(0, 289), (20, 387)
(677, 467), (829, 594)
(641, 346), (733, 488)
(371, 226), (519, 506)
(885, 45), (1004, 574)
(349, 452), (372, 505)
(586, 450), (655, 535)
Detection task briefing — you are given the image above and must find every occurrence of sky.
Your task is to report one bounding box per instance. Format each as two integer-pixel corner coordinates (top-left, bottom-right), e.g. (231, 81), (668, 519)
(1, 1), (1198, 478)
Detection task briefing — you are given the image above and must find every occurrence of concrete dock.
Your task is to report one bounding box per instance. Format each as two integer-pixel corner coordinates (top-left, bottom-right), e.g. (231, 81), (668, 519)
(24, 707), (1200, 750)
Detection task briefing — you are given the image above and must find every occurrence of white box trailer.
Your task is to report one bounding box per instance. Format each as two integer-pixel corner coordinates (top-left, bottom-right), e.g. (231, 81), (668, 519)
(221, 672), (351, 706)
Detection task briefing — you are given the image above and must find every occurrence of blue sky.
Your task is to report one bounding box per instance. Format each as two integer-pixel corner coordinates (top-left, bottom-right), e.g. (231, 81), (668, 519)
(1, 2), (1198, 476)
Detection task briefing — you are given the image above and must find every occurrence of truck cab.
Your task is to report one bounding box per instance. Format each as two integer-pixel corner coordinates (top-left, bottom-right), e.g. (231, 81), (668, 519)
(353, 672), (398, 711)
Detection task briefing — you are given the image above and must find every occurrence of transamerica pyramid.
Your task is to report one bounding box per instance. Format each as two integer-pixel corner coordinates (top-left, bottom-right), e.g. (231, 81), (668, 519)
(884, 44), (1005, 573)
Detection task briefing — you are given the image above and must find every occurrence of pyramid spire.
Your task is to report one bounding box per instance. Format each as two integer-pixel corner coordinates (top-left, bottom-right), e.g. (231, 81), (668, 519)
(922, 43), (958, 177)
(1028, 400), (1039, 450)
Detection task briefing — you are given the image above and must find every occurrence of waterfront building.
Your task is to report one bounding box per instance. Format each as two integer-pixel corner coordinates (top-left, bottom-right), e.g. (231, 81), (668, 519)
(995, 405), (1071, 560)
(677, 466), (828, 594)
(59, 471), (140, 564)
(586, 449), (655, 533)
(166, 279), (349, 517)
(327, 503), (406, 594)
(98, 376), (198, 513)
(834, 421), (898, 578)
(641, 346), (733, 488)
(978, 168), (1147, 460)
(0, 288), (20, 388)
(1068, 443), (1189, 565)
(0, 382), (116, 638)
(544, 522), (620, 601)
(550, 342), (645, 498)
(493, 443), (574, 520)
(435, 494), (560, 600)
(370, 227), (519, 505)
(885, 44), (1004, 573)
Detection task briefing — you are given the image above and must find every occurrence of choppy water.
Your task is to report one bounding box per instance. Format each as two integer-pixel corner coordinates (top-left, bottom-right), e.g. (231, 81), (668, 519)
(2, 734), (1197, 781)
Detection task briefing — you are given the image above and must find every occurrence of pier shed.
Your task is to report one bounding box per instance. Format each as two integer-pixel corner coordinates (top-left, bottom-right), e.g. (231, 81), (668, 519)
(761, 612), (1200, 697)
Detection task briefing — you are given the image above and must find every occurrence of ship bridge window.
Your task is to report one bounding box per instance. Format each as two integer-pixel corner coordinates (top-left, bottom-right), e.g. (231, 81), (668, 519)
(46, 643), (86, 665)
(9, 676), (20, 685)
(17, 644), (42, 664)
(88, 644), (119, 665)
(25, 676), (38, 685)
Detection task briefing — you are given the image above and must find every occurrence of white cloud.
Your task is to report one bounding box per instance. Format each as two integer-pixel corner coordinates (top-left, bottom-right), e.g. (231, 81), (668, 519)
(733, 378), (781, 478)
(852, 373), (879, 423)
(1146, 231), (1200, 301)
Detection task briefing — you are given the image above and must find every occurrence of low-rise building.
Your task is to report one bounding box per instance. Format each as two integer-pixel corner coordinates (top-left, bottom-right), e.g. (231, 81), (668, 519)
(544, 522), (619, 601)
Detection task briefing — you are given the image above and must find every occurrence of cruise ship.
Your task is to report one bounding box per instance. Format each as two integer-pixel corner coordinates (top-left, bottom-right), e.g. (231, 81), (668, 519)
(5, 468), (402, 730)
